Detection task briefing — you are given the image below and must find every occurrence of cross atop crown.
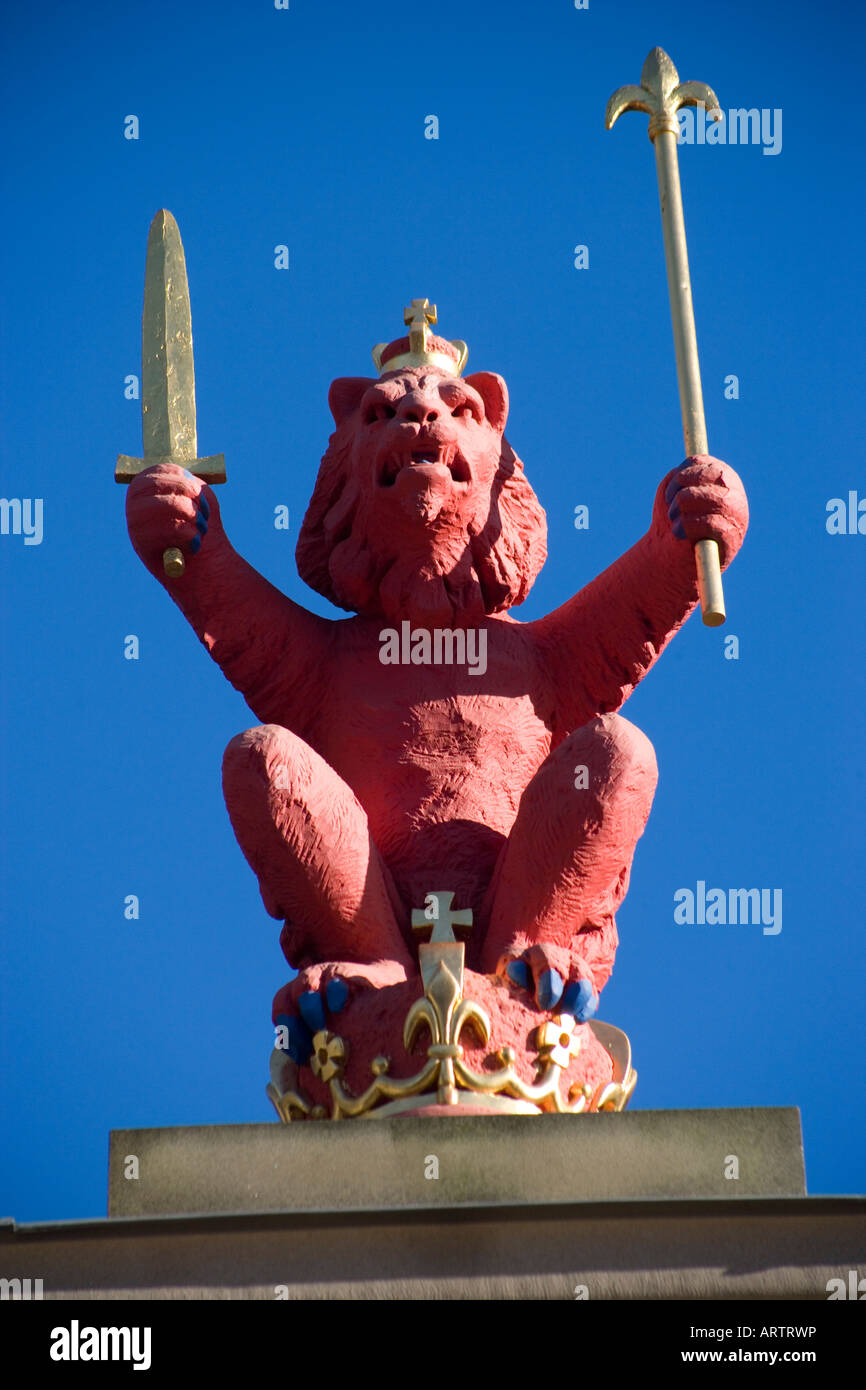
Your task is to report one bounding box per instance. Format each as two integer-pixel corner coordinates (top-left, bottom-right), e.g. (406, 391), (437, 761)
(404, 298), (437, 354)
(411, 891), (473, 945)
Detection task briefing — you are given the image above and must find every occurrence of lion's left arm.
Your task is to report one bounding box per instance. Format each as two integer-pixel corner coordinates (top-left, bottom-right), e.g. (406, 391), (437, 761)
(529, 528), (700, 729)
(529, 457), (748, 729)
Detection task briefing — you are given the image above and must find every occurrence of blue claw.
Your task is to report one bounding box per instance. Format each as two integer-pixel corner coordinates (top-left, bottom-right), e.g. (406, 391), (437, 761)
(298, 990), (327, 1033)
(325, 979), (349, 1014)
(562, 979), (598, 1022)
(536, 967), (564, 1012)
(275, 1013), (313, 1065)
(668, 501), (687, 539)
(664, 474), (683, 505)
(195, 511), (208, 534)
(506, 960), (531, 991)
(198, 495), (210, 519)
(189, 534), (202, 555)
(667, 497), (688, 540)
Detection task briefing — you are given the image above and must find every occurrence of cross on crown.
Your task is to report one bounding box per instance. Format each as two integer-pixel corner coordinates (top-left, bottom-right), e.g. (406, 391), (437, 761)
(411, 890), (473, 945)
(403, 298), (437, 354)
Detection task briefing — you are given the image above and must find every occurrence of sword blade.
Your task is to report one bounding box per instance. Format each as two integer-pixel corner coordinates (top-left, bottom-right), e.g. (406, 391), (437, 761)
(141, 209), (197, 462)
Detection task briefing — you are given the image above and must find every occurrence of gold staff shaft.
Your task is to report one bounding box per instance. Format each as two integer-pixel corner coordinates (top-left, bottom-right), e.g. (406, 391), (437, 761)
(606, 47), (726, 627)
(652, 128), (723, 622)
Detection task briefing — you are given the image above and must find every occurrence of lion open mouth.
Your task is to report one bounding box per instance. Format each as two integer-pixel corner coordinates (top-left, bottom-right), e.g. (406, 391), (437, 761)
(378, 446), (471, 488)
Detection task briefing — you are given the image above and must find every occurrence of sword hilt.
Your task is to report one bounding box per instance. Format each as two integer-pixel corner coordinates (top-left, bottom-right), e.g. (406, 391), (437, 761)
(115, 452), (226, 580)
(163, 546), (186, 578)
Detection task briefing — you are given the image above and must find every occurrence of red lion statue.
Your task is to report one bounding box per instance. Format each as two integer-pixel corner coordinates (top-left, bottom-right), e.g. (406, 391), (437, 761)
(126, 316), (748, 1109)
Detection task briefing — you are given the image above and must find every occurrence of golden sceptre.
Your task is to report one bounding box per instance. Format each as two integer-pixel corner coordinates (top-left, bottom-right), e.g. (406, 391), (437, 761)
(607, 47), (726, 626)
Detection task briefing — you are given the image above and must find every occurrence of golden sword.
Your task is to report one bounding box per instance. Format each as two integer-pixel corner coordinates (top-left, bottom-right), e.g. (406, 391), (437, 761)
(115, 209), (225, 578)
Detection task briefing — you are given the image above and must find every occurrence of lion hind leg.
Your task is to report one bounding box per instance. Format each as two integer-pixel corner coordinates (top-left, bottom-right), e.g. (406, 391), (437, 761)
(222, 724), (414, 971)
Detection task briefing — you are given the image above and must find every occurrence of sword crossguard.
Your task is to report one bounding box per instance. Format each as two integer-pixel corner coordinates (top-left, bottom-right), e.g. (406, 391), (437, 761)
(115, 454), (226, 485)
(606, 47), (720, 142)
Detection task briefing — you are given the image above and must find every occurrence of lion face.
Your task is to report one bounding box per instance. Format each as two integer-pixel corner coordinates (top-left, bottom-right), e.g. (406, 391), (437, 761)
(297, 367), (547, 627)
(354, 371), (505, 531)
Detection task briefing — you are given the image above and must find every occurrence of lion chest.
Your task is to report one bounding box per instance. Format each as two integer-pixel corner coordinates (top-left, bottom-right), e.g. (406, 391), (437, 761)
(307, 629), (553, 830)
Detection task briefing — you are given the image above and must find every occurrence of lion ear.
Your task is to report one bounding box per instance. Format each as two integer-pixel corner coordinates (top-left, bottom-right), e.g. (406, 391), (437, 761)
(328, 377), (376, 427)
(464, 372), (508, 434)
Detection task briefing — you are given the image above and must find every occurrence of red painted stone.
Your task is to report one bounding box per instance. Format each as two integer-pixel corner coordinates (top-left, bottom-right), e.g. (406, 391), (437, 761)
(126, 361), (748, 1108)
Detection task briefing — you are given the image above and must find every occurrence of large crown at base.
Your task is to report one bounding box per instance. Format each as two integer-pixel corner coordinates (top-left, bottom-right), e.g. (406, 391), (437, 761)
(267, 892), (637, 1123)
(372, 298), (468, 376)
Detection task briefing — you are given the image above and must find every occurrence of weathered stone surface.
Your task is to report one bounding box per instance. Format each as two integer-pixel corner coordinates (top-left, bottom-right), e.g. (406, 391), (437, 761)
(108, 1108), (805, 1219)
(4, 1193), (863, 1301)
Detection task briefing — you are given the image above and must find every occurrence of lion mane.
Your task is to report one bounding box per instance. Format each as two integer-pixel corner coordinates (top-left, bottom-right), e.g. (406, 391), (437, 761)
(296, 398), (548, 625)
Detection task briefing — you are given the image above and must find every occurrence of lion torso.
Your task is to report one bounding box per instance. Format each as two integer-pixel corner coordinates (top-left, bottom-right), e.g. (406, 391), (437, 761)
(285, 615), (558, 906)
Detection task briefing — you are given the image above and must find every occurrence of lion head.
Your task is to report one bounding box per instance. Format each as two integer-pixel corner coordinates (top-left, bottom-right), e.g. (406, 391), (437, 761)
(296, 366), (547, 627)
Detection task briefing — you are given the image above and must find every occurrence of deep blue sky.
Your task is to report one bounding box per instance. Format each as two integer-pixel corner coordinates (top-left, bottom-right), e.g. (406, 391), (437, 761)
(1, 0), (863, 1221)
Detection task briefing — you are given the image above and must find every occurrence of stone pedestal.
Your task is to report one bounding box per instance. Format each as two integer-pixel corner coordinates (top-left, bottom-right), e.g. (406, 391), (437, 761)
(107, 1107), (806, 1217)
(3, 1108), (864, 1299)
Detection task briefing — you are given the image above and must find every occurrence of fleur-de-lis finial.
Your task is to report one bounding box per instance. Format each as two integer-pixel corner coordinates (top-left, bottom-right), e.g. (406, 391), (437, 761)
(605, 47), (721, 141)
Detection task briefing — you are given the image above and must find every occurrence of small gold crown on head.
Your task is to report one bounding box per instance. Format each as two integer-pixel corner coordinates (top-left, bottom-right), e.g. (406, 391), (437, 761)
(372, 298), (469, 377)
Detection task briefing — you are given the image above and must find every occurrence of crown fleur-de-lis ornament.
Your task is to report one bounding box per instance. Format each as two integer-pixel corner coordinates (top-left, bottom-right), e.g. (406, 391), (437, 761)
(606, 49), (727, 627)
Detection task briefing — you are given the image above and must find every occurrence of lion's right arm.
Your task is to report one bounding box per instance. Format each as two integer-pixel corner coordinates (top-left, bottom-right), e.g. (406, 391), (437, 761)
(126, 465), (331, 729)
(169, 546), (332, 729)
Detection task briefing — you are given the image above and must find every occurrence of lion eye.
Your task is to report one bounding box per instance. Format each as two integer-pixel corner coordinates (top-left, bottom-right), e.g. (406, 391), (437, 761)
(364, 402), (396, 425)
(451, 404), (474, 420)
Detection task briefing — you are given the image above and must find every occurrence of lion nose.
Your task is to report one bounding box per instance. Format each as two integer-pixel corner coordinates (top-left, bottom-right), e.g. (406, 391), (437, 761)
(397, 395), (441, 425)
